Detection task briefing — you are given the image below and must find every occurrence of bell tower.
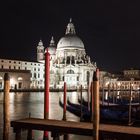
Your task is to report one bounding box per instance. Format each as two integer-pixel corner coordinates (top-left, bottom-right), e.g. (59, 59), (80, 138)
(37, 40), (45, 62)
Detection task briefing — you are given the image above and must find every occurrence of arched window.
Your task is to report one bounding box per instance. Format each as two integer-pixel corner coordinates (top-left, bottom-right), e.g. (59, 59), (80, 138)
(67, 70), (74, 74)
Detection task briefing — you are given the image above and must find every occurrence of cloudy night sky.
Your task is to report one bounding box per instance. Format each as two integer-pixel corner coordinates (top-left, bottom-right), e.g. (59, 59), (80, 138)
(1, 0), (140, 72)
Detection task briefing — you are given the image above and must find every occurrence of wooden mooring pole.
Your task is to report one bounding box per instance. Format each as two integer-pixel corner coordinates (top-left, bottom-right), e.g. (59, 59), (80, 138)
(90, 82), (94, 122)
(44, 48), (50, 140)
(63, 82), (69, 140)
(3, 73), (10, 140)
(93, 69), (100, 140)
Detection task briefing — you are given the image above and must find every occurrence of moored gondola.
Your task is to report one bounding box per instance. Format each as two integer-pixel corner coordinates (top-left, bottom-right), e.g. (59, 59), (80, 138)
(60, 97), (140, 124)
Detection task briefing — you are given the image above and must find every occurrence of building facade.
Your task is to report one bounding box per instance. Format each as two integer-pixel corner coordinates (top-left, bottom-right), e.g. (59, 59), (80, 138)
(0, 59), (44, 89)
(37, 19), (97, 89)
(0, 69), (31, 89)
(99, 69), (140, 91)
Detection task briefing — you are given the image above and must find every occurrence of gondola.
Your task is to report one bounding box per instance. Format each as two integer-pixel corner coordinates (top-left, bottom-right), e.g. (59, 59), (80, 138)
(60, 98), (139, 124)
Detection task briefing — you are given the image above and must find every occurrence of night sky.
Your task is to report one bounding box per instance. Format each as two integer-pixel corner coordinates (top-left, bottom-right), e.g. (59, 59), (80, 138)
(1, 0), (140, 72)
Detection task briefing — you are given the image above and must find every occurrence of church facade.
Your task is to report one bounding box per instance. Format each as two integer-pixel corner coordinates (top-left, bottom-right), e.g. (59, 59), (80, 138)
(37, 19), (97, 89)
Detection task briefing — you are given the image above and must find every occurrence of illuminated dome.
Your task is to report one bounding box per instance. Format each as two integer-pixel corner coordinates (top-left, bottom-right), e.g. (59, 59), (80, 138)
(57, 19), (84, 49)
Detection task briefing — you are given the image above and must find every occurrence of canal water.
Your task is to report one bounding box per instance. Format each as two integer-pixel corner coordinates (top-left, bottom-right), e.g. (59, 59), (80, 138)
(0, 91), (92, 140)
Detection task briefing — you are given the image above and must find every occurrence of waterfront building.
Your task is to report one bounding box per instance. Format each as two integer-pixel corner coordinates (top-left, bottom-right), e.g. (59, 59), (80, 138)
(0, 69), (31, 89)
(100, 69), (140, 91)
(0, 59), (44, 89)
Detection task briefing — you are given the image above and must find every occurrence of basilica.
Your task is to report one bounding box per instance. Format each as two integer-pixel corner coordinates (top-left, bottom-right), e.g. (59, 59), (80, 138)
(37, 19), (97, 89)
(1, 19), (138, 90)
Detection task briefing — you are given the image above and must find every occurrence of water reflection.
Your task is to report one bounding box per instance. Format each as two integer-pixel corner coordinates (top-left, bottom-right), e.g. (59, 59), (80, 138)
(0, 91), (92, 140)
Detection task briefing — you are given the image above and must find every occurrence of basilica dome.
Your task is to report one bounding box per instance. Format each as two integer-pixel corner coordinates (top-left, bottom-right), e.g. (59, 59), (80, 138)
(57, 19), (84, 49)
(57, 35), (84, 49)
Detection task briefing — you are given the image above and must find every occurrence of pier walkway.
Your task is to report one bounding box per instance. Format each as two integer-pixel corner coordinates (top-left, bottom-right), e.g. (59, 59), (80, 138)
(11, 118), (140, 140)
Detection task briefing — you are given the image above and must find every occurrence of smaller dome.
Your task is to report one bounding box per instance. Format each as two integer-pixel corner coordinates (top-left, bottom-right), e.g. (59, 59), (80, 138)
(48, 36), (56, 55)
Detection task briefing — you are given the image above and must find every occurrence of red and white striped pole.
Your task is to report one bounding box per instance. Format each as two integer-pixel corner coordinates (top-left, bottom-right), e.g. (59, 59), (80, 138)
(44, 48), (50, 140)
(63, 82), (67, 120)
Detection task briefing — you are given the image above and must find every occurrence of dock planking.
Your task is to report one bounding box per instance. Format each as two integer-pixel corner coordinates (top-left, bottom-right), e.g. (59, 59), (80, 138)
(11, 118), (140, 139)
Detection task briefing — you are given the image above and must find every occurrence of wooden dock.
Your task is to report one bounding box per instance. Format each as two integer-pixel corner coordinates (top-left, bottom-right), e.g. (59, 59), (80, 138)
(11, 118), (140, 140)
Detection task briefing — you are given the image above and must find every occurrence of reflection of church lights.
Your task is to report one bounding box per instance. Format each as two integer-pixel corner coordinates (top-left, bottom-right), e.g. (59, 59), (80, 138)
(117, 91), (120, 99)
(71, 92), (77, 103)
(105, 91), (108, 100)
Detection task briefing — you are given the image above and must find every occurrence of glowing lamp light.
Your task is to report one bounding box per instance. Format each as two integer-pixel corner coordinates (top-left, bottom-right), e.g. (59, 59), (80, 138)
(105, 82), (109, 86)
(117, 82), (121, 86)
